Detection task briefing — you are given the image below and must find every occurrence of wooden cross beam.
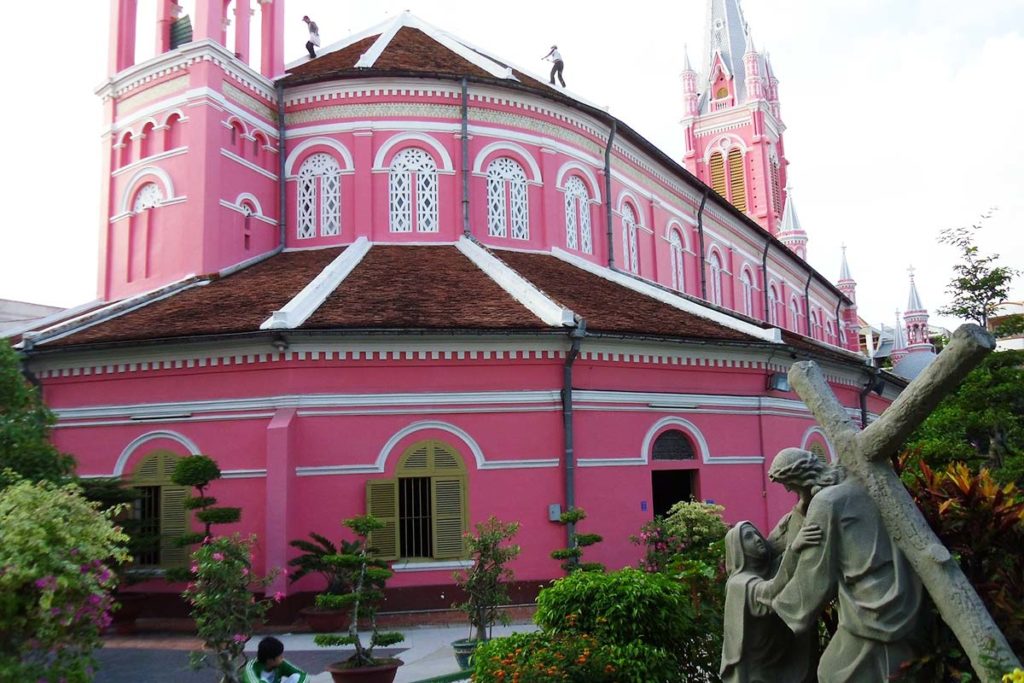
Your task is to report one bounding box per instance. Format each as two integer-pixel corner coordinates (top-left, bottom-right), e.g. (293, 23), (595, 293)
(788, 324), (1020, 682)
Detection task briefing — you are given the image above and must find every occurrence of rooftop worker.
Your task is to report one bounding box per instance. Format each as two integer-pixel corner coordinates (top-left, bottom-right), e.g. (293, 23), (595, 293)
(302, 15), (320, 59)
(542, 44), (565, 87)
(242, 636), (309, 683)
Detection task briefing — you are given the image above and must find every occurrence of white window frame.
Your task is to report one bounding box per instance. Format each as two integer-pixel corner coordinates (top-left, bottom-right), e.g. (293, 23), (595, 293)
(389, 148), (439, 233)
(486, 157), (529, 240)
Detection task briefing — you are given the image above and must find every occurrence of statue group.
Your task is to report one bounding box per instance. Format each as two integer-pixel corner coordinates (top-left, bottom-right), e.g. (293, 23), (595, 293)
(721, 448), (923, 682)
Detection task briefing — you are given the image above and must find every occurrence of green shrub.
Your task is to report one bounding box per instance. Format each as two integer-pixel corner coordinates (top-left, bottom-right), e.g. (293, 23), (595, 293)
(550, 507), (603, 573)
(474, 631), (641, 683)
(452, 516), (520, 641)
(168, 454), (241, 577)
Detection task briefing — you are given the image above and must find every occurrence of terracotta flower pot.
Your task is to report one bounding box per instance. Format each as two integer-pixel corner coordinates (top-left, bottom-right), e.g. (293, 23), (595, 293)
(300, 606), (350, 633)
(326, 658), (403, 683)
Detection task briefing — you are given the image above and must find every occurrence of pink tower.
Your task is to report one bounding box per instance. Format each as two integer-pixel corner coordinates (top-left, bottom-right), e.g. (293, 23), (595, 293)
(98, 0), (286, 301)
(681, 0), (790, 236)
(837, 245), (859, 348)
(903, 266), (933, 353)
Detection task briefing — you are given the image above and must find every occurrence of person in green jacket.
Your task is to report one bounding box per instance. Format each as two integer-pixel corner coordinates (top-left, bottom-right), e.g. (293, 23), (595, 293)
(242, 636), (309, 683)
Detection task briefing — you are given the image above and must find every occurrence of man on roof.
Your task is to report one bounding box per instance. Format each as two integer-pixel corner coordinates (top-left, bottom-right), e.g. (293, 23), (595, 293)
(543, 45), (565, 87)
(303, 16), (320, 59)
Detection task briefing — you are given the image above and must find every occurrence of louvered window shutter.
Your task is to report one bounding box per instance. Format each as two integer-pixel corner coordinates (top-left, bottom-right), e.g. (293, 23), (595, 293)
(728, 149), (747, 212)
(709, 153), (726, 198)
(159, 486), (189, 567)
(431, 477), (466, 559)
(366, 479), (399, 560)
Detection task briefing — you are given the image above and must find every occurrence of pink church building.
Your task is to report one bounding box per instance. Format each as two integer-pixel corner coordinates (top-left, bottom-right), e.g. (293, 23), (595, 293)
(11, 0), (903, 611)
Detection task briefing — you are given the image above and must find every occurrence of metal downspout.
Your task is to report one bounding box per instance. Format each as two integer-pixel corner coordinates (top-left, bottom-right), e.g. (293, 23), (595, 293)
(604, 121), (617, 268)
(562, 317), (586, 551)
(761, 241), (771, 323)
(276, 82), (287, 249)
(859, 368), (880, 428)
(803, 271), (813, 336)
(834, 297), (844, 344)
(461, 77), (471, 237)
(697, 188), (709, 300)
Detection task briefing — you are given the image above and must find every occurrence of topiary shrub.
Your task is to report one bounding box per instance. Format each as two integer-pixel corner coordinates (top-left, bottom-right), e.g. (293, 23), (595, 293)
(549, 507), (603, 573)
(171, 455), (241, 547)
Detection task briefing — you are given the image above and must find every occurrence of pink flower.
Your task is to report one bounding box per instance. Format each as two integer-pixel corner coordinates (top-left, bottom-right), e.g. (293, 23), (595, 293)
(241, 568), (249, 577)
(190, 564), (199, 574)
(211, 552), (224, 562)
(273, 591), (285, 603)
(232, 633), (247, 643)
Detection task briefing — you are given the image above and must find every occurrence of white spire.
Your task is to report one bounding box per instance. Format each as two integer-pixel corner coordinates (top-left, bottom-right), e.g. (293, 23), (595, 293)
(892, 311), (907, 351)
(906, 265), (925, 312)
(839, 244), (853, 281)
(683, 43), (694, 72)
(780, 187), (802, 234)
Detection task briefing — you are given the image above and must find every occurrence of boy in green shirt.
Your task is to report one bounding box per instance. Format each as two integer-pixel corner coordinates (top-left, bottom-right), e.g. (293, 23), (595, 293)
(242, 636), (309, 683)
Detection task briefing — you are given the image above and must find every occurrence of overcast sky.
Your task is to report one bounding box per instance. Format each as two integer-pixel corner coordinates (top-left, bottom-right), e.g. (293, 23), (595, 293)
(1, 0), (1020, 333)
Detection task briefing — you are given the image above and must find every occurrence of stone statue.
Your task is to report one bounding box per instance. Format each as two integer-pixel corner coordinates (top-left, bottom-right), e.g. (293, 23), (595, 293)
(766, 448), (924, 682)
(720, 519), (820, 683)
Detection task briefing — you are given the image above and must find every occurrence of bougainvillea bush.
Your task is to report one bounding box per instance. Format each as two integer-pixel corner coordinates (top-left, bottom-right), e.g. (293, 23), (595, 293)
(0, 477), (129, 682)
(182, 534), (280, 683)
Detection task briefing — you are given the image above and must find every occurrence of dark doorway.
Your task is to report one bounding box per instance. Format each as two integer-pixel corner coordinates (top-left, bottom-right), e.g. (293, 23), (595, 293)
(651, 470), (695, 518)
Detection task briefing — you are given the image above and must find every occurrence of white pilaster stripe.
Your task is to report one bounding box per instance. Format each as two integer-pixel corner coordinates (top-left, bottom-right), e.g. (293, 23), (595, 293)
(260, 237), (371, 330)
(551, 247), (782, 343)
(456, 237), (575, 327)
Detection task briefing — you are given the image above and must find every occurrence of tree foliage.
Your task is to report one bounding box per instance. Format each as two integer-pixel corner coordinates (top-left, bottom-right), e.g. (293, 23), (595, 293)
(937, 212), (1019, 327)
(452, 516), (521, 641)
(0, 340), (74, 487)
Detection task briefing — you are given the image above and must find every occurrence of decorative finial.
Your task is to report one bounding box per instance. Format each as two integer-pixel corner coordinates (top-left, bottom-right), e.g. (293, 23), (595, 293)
(907, 264), (916, 281)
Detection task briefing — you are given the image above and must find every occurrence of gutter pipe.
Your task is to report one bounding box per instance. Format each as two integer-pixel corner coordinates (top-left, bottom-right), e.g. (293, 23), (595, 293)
(562, 317), (586, 549)
(859, 367), (881, 428)
(276, 82), (287, 250)
(697, 188), (709, 300)
(604, 121), (617, 268)
(761, 241), (771, 323)
(803, 270), (813, 336)
(461, 77), (471, 237)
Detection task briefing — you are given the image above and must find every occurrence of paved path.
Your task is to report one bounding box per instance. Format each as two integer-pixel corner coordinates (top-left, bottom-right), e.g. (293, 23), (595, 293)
(96, 624), (537, 682)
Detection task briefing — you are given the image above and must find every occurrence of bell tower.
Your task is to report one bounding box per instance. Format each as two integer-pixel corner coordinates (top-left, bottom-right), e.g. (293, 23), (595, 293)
(98, 0), (286, 301)
(682, 0), (790, 238)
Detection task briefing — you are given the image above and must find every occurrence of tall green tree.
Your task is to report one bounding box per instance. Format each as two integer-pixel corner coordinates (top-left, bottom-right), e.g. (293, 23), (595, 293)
(937, 211), (1019, 328)
(0, 340), (74, 487)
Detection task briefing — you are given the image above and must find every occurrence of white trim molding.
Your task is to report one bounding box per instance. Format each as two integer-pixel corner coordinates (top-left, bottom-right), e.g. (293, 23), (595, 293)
(471, 141), (542, 182)
(372, 132), (454, 171)
(284, 137), (355, 176)
(113, 430), (201, 476)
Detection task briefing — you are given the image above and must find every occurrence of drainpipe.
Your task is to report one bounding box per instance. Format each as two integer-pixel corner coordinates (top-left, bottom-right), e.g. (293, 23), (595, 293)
(697, 188), (709, 300)
(562, 317), (587, 549)
(803, 270), (813, 336)
(761, 241), (771, 323)
(859, 368), (881, 428)
(276, 82), (287, 249)
(461, 77), (471, 237)
(834, 297), (843, 344)
(604, 121), (617, 268)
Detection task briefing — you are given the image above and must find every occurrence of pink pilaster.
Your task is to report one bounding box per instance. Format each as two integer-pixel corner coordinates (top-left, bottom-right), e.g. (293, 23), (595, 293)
(265, 408), (295, 594)
(193, 0), (225, 45)
(260, 0), (285, 78)
(353, 131), (374, 237)
(155, 0), (177, 55)
(234, 0), (251, 62)
(109, 0), (137, 74)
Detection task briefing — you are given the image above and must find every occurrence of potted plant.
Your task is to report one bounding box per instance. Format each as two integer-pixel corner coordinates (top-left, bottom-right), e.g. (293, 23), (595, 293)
(288, 532), (362, 632)
(313, 514), (405, 683)
(451, 517), (521, 670)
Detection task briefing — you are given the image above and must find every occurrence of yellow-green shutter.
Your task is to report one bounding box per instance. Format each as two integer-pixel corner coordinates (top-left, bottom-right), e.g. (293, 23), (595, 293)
(366, 479), (399, 560)
(160, 486), (189, 567)
(728, 149), (747, 212)
(709, 153), (727, 199)
(431, 476), (466, 559)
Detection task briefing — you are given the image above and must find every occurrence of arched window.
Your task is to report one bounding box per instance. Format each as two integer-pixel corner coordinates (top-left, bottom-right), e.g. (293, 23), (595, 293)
(727, 148), (747, 212)
(826, 319), (835, 343)
(811, 310), (822, 339)
(621, 204), (639, 274)
(133, 182), (164, 212)
(140, 122), (155, 159)
(252, 133), (265, 164)
(164, 114), (183, 151)
(241, 201), (255, 251)
(741, 268), (754, 316)
(768, 284), (780, 325)
(709, 152), (727, 198)
(790, 297), (801, 332)
(564, 176), (592, 253)
(652, 430), (696, 461)
(130, 450), (189, 568)
(669, 229), (685, 292)
(128, 182), (164, 282)
(365, 440), (468, 561)
(708, 250), (723, 305)
(808, 441), (828, 463)
(119, 132), (133, 168)
(297, 153), (341, 239)
(486, 157), (529, 240)
(389, 148), (439, 233)
(230, 121), (244, 149)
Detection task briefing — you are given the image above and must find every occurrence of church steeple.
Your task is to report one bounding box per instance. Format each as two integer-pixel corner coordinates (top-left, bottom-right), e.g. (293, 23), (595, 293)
(778, 186), (807, 259)
(903, 266), (932, 351)
(683, 0), (791, 236)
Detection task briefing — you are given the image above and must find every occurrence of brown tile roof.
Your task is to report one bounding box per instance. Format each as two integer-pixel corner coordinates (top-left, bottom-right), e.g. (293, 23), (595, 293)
(48, 249), (343, 347)
(302, 245), (544, 330)
(493, 250), (756, 342)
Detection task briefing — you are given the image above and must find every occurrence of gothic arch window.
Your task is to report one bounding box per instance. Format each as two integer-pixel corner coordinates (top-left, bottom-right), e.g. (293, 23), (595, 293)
(389, 148), (439, 233)
(669, 228), (685, 292)
(164, 114), (183, 151)
(768, 284), (780, 325)
(140, 121), (156, 159)
(229, 120), (244, 148)
(130, 450), (189, 568)
(486, 157), (529, 240)
(563, 175), (592, 253)
(652, 430), (696, 461)
(826, 319), (836, 343)
(365, 440), (468, 561)
(811, 310), (823, 339)
(297, 152), (341, 239)
(708, 250), (723, 306)
(252, 133), (266, 163)
(790, 296), (801, 332)
(740, 267), (754, 316)
(118, 132), (133, 168)
(621, 203), (639, 274)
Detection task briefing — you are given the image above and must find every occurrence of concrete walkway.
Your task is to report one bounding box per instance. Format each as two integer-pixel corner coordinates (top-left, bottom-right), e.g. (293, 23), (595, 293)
(97, 623), (537, 682)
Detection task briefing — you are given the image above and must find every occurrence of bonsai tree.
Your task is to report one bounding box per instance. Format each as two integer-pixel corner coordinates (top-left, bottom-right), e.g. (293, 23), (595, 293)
(313, 515), (405, 671)
(550, 507), (604, 573)
(172, 455), (241, 546)
(453, 517), (521, 642)
(288, 531), (362, 596)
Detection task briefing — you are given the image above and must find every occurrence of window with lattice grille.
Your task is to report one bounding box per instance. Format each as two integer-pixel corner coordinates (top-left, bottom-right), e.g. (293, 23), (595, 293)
(130, 450), (189, 569)
(563, 176), (592, 253)
(727, 149), (747, 212)
(652, 430), (696, 460)
(297, 153), (341, 239)
(669, 230), (685, 292)
(709, 153), (726, 198)
(621, 204), (639, 274)
(389, 148), (438, 233)
(133, 183), (164, 212)
(365, 440), (467, 561)
(486, 157), (529, 240)
(708, 251), (723, 305)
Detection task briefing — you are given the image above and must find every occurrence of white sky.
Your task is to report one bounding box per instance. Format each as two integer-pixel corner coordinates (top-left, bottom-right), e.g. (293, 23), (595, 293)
(1, 0), (1021, 333)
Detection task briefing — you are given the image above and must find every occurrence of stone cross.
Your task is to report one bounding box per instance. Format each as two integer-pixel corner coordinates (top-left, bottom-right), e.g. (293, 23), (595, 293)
(788, 324), (1020, 681)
